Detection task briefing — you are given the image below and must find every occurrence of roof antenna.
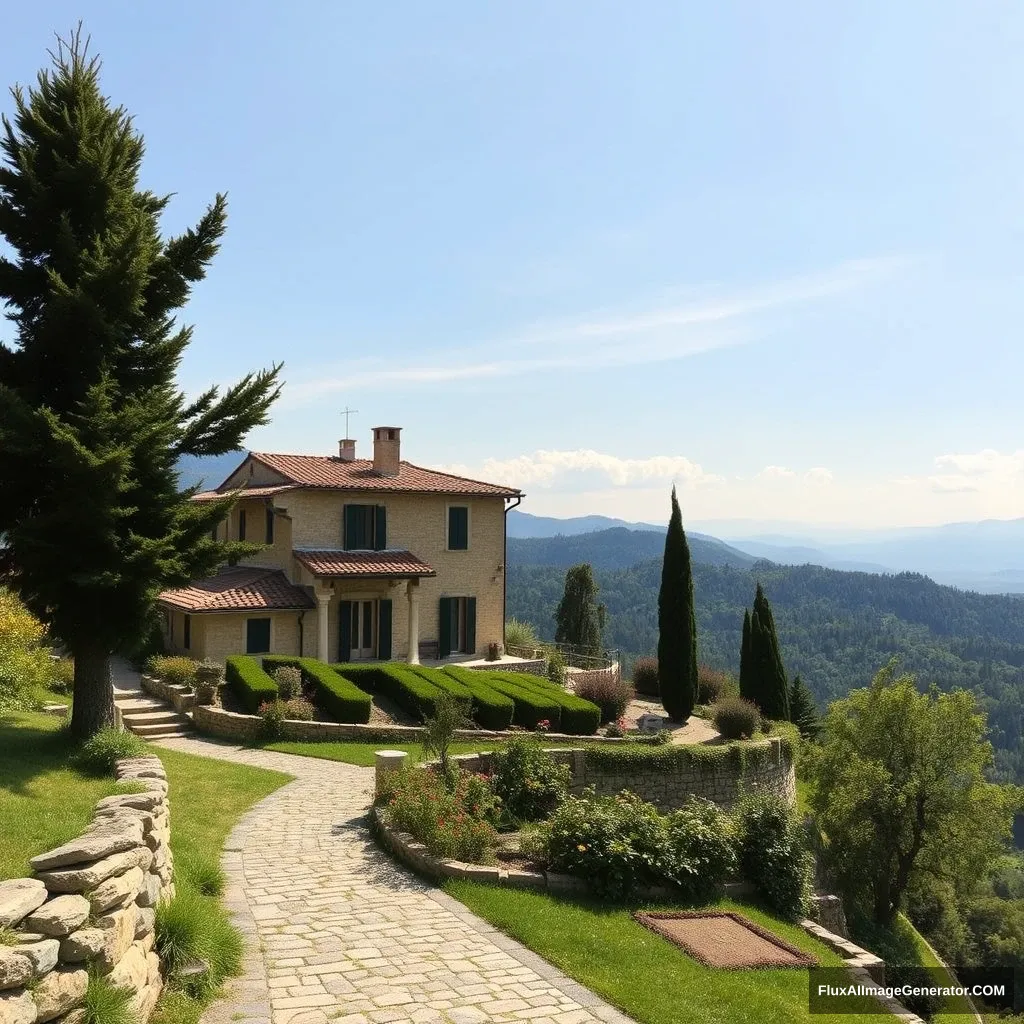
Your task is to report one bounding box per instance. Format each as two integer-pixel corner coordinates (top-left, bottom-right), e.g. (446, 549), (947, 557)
(341, 407), (358, 437)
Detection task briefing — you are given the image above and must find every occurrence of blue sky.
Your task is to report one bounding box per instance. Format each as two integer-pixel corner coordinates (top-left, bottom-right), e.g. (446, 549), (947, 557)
(3, 2), (1024, 528)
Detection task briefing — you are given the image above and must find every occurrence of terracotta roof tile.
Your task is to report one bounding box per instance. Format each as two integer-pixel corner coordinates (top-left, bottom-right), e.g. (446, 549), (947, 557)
(243, 454), (520, 497)
(192, 484), (296, 503)
(294, 549), (436, 578)
(158, 567), (315, 612)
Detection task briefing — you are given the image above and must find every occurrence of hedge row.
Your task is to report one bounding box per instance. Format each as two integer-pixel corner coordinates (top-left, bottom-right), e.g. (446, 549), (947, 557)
(332, 663), (450, 721)
(582, 736), (790, 773)
(443, 667), (601, 735)
(263, 656), (372, 724)
(423, 665), (515, 730)
(225, 655), (278, 714)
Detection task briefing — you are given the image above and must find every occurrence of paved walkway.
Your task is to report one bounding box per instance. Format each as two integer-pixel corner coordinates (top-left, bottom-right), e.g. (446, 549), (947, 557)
(153, 733), (635, 1024)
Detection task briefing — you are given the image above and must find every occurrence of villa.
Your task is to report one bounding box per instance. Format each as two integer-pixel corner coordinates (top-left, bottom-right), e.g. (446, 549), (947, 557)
(157, 427), (523, 664)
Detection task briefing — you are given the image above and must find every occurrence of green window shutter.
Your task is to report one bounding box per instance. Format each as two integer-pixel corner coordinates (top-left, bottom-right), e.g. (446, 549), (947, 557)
(448, 507), (468, 550)
(378, 599), (392, 660)
(438, 598), (453, 658)
(375, 506), (387, 551)
(238, 509), (247, 541)
(266, 508), (274, 544)
(466, 597), (477, 655)
(246, 618), (270, 654)
(183, 615), (191, 650)
(343, 505), (357, 549)
(338, 601), (352, 662)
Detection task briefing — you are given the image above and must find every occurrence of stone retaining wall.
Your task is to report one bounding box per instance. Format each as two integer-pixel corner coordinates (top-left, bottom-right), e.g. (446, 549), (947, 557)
(140, 674), (195, 713)
(445, 737), (796, 812)
(0, 757), (175, 1024)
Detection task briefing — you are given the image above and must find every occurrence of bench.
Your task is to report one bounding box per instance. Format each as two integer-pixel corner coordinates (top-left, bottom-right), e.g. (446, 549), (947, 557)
(418, 639), (440, 661)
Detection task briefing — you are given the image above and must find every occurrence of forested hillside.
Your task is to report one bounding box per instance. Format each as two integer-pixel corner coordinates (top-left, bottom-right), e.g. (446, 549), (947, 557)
(508, 558), (1024, 782)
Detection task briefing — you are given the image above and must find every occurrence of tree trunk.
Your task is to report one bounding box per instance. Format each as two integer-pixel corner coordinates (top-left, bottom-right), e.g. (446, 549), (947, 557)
(70, 645), (115, 738)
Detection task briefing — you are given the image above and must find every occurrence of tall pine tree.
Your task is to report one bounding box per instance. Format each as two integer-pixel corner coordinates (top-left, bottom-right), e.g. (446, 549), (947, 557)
(0, 32), (281, 736)
(750, 584), (790, 721)
(658, 486), (698, 721)
(739, 608), (753, 701)
(554, 563), (605, 653)
(789, 675), (821, 739)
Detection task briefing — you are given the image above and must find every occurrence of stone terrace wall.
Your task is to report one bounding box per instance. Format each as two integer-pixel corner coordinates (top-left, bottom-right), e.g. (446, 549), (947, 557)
(449, 736), (796, 812)
(0, 757), (174, 1024)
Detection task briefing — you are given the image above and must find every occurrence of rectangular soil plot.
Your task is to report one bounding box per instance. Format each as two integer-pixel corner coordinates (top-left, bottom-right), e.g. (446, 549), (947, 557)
(633, 911), (818, 970)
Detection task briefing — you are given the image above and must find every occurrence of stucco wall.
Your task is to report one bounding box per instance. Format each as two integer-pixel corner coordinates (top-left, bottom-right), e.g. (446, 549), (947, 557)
(199, 611), (305, 663)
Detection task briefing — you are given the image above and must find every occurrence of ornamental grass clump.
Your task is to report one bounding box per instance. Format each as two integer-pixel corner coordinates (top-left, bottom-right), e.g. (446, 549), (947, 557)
(490, 736), (571, 824)
(145, 655), (200, 689)
(632, 656), (659, 697)
(711, 695), (761, 740)
(383, 765), (500, 864)
(73, 727), (148, 775)
(697, 664), (728, 705)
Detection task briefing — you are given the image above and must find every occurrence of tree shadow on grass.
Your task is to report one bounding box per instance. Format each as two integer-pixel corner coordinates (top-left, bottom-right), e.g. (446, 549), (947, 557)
(0, 714), (79, 797)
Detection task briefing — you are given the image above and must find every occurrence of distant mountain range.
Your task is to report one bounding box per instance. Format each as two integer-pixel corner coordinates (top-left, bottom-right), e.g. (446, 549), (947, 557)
(509, 510), (1024, 594)
(175, 453), (245, 491)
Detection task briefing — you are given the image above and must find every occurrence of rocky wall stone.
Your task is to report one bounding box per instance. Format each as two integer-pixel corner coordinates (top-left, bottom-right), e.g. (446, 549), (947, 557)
(0, 756), (174, 1024)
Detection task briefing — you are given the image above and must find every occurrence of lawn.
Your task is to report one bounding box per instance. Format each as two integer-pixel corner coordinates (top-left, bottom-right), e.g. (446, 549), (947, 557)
(262, 737), (590, 766)
(0, 710), (290, 1024)
(444, 883), (896, 1024)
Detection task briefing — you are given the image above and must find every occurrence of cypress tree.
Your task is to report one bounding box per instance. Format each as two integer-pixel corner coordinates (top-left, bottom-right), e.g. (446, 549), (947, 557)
(554, 563), (605, 654)
(751, 584), (790, 721)
(0, 33), (281, 736)
(739, 608), (753, 701)
(658, 486), (698, 722)
(789, 675), (821, 739)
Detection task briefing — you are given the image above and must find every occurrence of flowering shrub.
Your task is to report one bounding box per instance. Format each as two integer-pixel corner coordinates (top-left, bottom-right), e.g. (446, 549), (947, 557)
(490, 737), (570, 824)
(665, 797), (737, 903)
(146, 655), (200, 689)
(574, 673), (635, 723)
(541, 789), (671, 899)
(284, 696), (315, 721)
(257, 700), (287, 741)
(273, 665), (302, 701)
(0, 588), (52, 711)
(384, 766), (500, 863)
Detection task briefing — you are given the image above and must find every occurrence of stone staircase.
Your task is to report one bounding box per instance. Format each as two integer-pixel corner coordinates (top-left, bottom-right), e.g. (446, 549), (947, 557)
(115, 687), (194, 740)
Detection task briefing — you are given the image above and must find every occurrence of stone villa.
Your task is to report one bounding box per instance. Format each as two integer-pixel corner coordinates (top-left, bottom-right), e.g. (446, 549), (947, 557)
(157, 427), (523, 664)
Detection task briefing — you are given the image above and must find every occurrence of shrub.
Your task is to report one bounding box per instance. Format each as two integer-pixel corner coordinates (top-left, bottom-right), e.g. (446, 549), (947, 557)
(665, 797), (737, 904)
(697, 664), (728, 705)
(257, 700), (287, 741)
(712, 695), (761, 740)
(284, 697), (315, 721)
(74, 728), (148, 776)
(0, 587), (53, 711)
(504, 618), (540, 651)
(422, 665), (514, 731)
(574, 673), (635, 723)
(225, 656), (278, 714)
(490, 737), (571, 823)
(49, 658), (75, 695)
(146, 655), (199, 689)
(272, 665), (302, 701)
(605, 720), (626, 738)
(734, 790), (813, 919)
(546, 649), (566, 686)
(498, 671), (602, 735)
(181, 857), (225, 898)
(81, 972), (137, 1024)
(384, 765), (499, 863)
(265, 657), (372, 724)
(472, 672), (563, 731)
(333, 662), (446, 721)
(422, 692), (471, 787)
(155, 887), (243, 998)
(541, 789), (670, 899)
(632, 656), (659, 697)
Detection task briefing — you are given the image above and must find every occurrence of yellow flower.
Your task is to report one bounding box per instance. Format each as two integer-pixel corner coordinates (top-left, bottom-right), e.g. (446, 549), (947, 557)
(577, 843), (587, 852)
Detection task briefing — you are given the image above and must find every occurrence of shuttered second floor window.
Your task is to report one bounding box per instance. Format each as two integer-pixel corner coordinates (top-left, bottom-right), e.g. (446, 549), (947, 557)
(343, 504), (387, 550)
(447, 506), (469, 550)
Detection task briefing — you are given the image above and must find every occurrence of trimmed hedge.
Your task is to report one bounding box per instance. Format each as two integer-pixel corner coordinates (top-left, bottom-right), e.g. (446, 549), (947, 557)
(432, 666), (515, 731)
(262, 656), (372, 724)
(490, 671), (602, 736)
(446, 668), (562, 731)
(225, 656), (278, 714)
(332, 663), (449, 721)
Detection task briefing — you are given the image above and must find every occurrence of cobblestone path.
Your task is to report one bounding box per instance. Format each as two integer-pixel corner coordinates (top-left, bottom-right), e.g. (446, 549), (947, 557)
(155, 735), (634, 1024)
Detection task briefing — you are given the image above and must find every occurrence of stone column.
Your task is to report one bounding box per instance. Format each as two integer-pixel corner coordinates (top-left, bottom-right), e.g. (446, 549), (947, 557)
(407, 579), (420, 664)
(315, 586), (331, 663)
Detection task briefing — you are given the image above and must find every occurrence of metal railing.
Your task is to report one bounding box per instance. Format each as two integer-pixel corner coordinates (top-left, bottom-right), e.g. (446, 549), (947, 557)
(504, 640), (619, 671)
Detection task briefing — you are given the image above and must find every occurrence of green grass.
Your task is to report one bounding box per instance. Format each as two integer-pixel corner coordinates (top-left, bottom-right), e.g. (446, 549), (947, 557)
(444, 883), (897, 1024)
(0, 709), (289, 1024)
(262, 737), (593, 766)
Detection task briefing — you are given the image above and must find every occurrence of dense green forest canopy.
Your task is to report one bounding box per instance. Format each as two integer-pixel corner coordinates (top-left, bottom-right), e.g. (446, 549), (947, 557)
(507, 557), (1024, 782)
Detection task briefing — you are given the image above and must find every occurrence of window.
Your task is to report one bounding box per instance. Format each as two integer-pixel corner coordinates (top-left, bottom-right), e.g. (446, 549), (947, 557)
(447, 506), (469, 550)
(438, 596), (476, 657)
(338, 599), (392, 661)
(183, 615), (191, 650)
(238, 509), (247, 541)
(246, 618), (271, 654)
(266, 508), (275, 544)
(343, 505), (387, 550)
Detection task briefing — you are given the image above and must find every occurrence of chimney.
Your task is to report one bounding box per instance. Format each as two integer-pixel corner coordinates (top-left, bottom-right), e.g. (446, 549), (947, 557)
(338, 438), (356, 461)
(372, 426), (401, 476)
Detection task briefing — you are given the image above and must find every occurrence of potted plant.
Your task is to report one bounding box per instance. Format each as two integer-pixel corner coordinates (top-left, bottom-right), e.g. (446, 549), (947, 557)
(194, 659), (222, 705)
(487, 641), (501, 662)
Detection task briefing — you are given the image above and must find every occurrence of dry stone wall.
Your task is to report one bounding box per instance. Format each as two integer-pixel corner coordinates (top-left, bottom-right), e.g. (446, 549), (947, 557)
(0, 757), (174, 1024)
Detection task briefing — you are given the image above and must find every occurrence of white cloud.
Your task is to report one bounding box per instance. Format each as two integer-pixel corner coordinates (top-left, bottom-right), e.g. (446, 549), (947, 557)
(433, 449), (723, 491)
(805, 467), (834, 484)
(284, 255), (907, 400)
(756, 465), (797, 480)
